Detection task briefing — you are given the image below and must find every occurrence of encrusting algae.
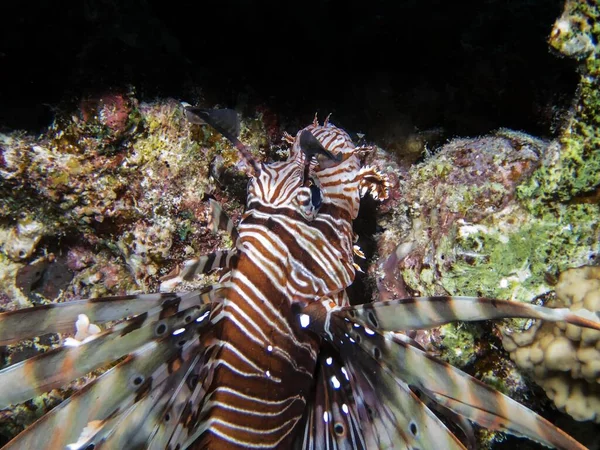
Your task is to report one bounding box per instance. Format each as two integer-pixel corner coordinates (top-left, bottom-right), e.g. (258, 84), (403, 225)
(518, 0), (600, 211)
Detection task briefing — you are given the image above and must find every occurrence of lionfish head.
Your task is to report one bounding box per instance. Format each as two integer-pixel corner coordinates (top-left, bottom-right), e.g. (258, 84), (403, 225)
(245, 115), (364, 222)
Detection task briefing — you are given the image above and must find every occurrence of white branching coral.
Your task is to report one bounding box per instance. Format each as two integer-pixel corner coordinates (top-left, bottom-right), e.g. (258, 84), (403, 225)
(502, 266), (600, 422)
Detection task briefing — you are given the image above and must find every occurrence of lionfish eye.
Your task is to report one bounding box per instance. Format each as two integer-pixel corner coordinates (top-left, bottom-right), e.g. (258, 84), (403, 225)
(309, 183), (322, 208)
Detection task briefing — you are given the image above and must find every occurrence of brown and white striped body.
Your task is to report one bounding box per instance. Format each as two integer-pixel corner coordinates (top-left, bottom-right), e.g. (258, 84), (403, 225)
(195, 121), (364, 448)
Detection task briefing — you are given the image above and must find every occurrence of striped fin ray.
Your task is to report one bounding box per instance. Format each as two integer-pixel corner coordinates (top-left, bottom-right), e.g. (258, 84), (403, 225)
(64, 352), (197, 449)
(307, 303), (589, 450)
(336, 322), (467, 449)
(344, 348), (466, 449)
(0, 288), (218, 346)
(159, 199), (238, 292)
(81, 382), (168, 449)
(338, 295), (600, 332)
(147, 353), (205, 449)
(158, 197), (239, 292)
(154, 343), (221, 449)
(294, 346), (369, 450)
(77, 343), (207, 450)
(160, 250), (237, 292)
(305, 316), (467, 449)
(2, 311), (211, 450)
(208, 198), (240, 243)
(0, 300), (211, 407)
(75, 351), (203, 450)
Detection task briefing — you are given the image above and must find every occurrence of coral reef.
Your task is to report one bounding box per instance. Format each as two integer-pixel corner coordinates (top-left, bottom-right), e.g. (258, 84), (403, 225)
(375, 131), (598, 304)
(0, 95), (272, 303)
(367, 132), (593, 448)
(0, 96), (273, 438)
(0, 3), (598, 446)
(502, 266), (600, 423)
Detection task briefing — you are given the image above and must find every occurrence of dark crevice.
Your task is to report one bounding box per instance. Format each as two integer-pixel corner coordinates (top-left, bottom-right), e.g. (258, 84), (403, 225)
(347, 195), (380, 306)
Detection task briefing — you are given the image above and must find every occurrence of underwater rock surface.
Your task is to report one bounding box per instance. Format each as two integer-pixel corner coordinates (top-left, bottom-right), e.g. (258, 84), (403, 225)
(0, 97), (272, 438)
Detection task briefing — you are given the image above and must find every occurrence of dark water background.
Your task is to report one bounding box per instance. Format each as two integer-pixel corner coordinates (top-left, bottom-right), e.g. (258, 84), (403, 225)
(0, 0), (577, 145)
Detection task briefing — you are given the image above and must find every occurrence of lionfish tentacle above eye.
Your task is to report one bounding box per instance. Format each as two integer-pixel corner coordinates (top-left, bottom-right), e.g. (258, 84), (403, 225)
(298, 129), (342, 162)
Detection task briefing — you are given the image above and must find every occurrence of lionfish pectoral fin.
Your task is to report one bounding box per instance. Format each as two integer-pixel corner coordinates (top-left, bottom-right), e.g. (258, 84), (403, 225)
(318, 307), (588, 450)
(99, 351), (204, 449)
(302, 302), (466, 449)
(159, 249), (237, 292)
(0, 290), (217, 346)
(339, 296), (600, 333)
(293, 345), (372, 450)
(2, 309), (211, 450)
(0, 296), (212, 407)
(414, 386), (477, 450)
(416, 377), (586, 450)
(357, 166), (389, 201)
(299, 130), (342, 162)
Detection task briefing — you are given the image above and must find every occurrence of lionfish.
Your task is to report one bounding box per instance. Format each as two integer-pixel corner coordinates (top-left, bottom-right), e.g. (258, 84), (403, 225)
(0, 107), (598, 450)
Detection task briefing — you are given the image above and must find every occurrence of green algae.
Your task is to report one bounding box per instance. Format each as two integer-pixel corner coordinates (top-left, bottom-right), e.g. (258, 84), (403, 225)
(437, 322), (480, 368)
(438, 203), (598, 302)
(517, 0), (600, 212)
